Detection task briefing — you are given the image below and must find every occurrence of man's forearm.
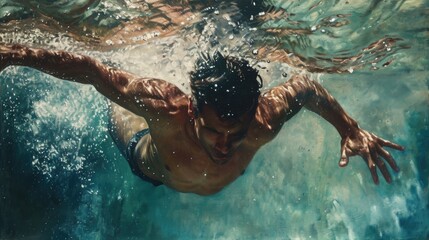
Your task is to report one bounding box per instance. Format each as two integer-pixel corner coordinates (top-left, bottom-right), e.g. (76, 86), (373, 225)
(3, 44), (104, 85)
(300, 77), (359, 138)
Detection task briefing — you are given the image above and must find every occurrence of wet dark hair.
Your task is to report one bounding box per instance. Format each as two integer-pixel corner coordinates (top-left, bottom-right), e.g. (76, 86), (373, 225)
(189, 51), (262, 119)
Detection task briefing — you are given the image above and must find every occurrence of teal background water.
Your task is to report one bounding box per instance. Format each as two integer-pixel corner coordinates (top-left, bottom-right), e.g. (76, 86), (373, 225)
(0, 0), (428, 239)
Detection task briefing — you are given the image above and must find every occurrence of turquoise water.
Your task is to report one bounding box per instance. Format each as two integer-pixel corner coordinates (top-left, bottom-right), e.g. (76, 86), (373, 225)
(0, 0), (428, 239)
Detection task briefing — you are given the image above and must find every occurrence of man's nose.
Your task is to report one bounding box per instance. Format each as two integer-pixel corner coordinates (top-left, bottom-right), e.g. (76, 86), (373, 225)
(215, 136), (230, 154)
(215, 143), (230, 154)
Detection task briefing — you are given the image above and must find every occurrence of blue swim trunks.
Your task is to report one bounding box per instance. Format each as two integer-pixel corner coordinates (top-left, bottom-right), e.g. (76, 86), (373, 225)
(125, 129), (163, 186)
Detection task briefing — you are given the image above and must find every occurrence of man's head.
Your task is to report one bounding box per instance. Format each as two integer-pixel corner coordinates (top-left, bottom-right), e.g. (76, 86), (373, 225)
(189, 51), (262, 119)
(189, 51), (262, 164)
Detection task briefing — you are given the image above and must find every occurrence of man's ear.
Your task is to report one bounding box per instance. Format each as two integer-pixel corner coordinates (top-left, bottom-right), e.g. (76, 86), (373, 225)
(188, 96), (198, 119)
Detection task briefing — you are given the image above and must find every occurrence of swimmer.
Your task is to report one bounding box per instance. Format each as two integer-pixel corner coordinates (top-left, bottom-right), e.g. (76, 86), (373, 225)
(0, 44), (404, 195)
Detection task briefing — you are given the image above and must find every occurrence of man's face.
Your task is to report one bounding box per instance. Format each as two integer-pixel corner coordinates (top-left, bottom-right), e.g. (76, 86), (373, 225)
(194, 104), (253, 165)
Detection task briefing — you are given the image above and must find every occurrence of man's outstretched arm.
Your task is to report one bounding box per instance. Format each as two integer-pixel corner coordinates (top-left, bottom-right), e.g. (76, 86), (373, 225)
(0, 44), (136, 89)
(259, 75), (404, 184)
(0, 44), (184, 117)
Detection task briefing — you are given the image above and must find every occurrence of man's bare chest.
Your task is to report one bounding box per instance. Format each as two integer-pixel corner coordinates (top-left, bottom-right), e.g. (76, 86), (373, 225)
(150, 132), (256, 192)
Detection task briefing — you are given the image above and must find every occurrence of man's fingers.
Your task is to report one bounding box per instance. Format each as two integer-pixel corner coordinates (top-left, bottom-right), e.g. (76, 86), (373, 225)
(371, 149), (392, 183)
(364, 151), (379, 185)
(377, 145), (400, 172)
(369, 164), (379, 185)
(377, 138), (404, 151)
(339, 140), (349, 167)
(339, 156), (349, 167)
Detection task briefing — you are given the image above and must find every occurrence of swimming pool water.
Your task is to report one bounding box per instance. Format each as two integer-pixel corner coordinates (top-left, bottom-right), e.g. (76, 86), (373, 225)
(0, 0), (428, 239)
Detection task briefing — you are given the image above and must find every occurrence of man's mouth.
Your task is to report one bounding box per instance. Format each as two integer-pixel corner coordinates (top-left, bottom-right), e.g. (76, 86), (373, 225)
(211, 152), (230, 164)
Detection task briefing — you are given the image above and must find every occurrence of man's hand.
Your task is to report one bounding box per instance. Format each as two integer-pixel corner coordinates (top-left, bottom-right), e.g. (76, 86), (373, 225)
(339, 128), (404, 184)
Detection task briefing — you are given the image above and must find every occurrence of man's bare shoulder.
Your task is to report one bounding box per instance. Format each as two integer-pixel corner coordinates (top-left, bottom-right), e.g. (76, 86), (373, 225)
(248, 75), (312, 145)
(245, 99), (283, 147)
(123, 76), (188, 116)
(127, 77), (186, 100)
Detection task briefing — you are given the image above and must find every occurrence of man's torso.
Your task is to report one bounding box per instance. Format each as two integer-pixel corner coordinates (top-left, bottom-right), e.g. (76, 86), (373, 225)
(132, 106), (272, 195)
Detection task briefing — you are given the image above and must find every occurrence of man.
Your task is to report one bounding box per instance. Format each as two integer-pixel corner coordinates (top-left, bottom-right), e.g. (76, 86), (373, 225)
(0, 44), (403, 195)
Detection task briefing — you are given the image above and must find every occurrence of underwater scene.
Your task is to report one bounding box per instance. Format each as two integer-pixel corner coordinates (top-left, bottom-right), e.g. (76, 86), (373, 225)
(0, 0), (428, 239)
